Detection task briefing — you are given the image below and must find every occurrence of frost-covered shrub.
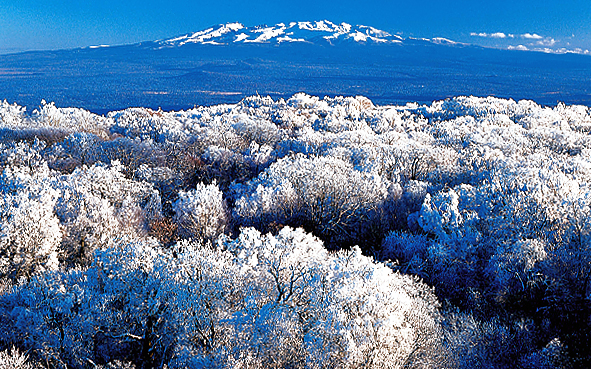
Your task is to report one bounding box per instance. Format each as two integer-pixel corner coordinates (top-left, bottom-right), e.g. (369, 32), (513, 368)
(184, 227), (442, 369)
(0, 347), (36, 369)
(0, 189), (61, 279)
(108, 108), (188, 143)
(232, 154), (399, 245)
(32, 100), (112, 138)
(238, 94), (276, 109)
(381, 231), (430, 278)
(0, 100), (27, 127)
(173, 181), (227, 241)
(520, 338), (567, 369)
(0, 139), (47, 174)
(46, 132), (166, 175)
(0, 237), (161, 368)
(487, 239), (547, 291)
(0, 269), (91, 367)
(286, 92), (321, 109)
(418, 187), (480, 244)
(98, 137), (166, 174)
(438, 310), (556, 369)
(0, 147), (60, 280)
(50, 132), (103, 168)
(0, 140), (163, 269)
(230, 114), (282, 146)
(52, 161), (162, 264)
(197, 145), (258, 186)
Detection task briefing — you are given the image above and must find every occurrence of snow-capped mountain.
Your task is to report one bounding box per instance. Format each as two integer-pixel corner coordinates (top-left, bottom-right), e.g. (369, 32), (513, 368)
(158, 20), (404, 47)
(0, 20), (589, 114)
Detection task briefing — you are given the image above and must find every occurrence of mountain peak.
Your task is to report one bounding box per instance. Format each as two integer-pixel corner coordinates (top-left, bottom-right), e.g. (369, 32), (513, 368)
(157, 21), (405, 47)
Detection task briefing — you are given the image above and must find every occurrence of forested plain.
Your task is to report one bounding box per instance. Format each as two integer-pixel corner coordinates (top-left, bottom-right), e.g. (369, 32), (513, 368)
(0, 93), (590, 368)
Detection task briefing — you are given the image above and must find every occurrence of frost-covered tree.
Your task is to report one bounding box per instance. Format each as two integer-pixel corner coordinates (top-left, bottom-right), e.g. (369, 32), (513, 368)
(173, 181), (227, 242)
(0, 227), (443, 369)
(0, 236), (163, 368)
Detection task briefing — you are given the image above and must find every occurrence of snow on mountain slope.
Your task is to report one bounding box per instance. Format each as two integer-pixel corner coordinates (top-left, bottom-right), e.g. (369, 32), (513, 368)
(158, 20), (406, 47)
(164, 22), (245, 46)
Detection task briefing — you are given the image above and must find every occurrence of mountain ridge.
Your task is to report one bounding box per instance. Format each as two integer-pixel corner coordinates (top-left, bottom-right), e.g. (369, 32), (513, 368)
(155, 20), (407, 47)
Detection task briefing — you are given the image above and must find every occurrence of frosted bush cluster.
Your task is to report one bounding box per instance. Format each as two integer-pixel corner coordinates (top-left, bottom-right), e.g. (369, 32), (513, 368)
(232, 154), (398, 245)
(173, 181), (227, 241)
(0, 93), (589, 367)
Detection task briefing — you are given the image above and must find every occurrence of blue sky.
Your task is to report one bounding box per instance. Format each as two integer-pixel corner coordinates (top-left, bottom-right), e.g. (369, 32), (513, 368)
(1, 0), (590, 54)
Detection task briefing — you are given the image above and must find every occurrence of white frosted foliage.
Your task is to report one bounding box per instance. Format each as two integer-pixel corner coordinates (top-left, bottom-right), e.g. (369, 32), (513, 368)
(0, 188), (61, 278)
(162, 227), (441, 368)
(173, 181), (227, 241)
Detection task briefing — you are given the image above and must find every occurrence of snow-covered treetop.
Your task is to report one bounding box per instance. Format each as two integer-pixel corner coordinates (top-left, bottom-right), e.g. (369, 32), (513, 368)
(1, 92), (591, 366)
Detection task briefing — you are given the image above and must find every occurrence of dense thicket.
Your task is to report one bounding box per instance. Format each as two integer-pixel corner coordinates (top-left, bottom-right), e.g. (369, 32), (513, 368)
(0, 94), (590, 368)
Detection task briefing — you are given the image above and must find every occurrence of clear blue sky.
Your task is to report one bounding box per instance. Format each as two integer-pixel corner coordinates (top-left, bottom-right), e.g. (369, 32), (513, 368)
(1, 0), (590, 54)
